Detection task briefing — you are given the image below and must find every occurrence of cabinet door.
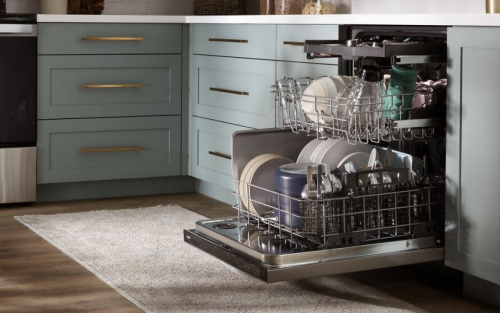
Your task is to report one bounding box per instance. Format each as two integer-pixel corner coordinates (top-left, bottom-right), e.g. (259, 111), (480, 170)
(38, 55), (181, 119)
(37, 116), (181, 184)
(277, 61), (339, 80)
(446, 27), (500, 285)
(192, 55), (275, 129)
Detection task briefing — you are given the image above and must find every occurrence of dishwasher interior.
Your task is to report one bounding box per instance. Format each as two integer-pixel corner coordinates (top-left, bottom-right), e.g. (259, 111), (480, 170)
(184, 25), (448, 283)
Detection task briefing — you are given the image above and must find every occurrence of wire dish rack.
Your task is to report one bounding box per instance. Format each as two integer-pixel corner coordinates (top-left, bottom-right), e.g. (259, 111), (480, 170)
(274, 77), (446, 145)
(234, 168), (445, 249)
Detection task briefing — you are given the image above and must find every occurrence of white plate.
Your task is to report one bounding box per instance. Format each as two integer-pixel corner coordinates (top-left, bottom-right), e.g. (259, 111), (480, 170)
(249, 157), (293, 216)
(239, 154), (280, 210)
(320, 140), (373, 170)
(302, 77), (338, 124)
(337, 152), (371, 174)
(313, 139), (343, 163)
(297, 139), (323, 163)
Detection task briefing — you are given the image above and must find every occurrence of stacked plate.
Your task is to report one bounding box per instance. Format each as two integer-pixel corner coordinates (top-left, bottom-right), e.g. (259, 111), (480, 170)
(297, 138), (372, 171)
(239, 154), (294, 217)
(301, 76), (354, 124)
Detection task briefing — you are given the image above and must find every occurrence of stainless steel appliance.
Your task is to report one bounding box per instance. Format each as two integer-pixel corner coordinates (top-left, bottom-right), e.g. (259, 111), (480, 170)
(185, 26), (448, 283)
(0, 14), (37, 204)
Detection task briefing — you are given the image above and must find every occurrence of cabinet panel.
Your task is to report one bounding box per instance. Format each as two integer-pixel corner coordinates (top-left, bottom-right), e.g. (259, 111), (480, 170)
(277, 25), (339, 64)
(38, 117), (181, 184)
(193, 24), (276, 59)
(277, 61), (339, 79)
(38, 55), (181, 119)
(38, 23), (182, 55)
(191, 117), (250, 190)
(446, 26), (500, 285)
(193, 55), (275, 129)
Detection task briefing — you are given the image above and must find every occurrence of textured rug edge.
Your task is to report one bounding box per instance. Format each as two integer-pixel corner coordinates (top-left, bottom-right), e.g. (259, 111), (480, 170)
(12, 205), (194, 313)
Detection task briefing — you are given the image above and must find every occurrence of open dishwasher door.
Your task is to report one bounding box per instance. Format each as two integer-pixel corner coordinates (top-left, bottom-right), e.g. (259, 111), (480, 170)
(184, 129), (444, 283)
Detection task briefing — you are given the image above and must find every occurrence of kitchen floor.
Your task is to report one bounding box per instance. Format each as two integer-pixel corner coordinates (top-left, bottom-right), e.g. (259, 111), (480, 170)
(0, 193), (497, 313)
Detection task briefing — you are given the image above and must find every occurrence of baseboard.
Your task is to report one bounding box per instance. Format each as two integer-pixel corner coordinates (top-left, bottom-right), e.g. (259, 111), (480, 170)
(195, 179), (235, 205)
(37, 176), (196, 202)
(464, 273), (500, 308)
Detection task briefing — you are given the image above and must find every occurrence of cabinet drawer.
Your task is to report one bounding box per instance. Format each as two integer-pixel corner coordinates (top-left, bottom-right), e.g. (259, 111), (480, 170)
(38, 23), (182, 55)
(37, 117), (181, 184)
(38, 55), (181, 119)
(193, 24), (276, 59)
(193, 55), (275, 129)
(277, 25), (339, 64)
(191, 117), (249, 190)
(277, 61), (339, 79)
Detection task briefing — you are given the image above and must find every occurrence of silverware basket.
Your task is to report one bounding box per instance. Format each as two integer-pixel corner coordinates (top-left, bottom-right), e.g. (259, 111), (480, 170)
(234, 168), (444, 249)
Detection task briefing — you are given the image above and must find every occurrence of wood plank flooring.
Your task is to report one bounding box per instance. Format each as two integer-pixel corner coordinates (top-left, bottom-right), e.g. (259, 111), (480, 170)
(0, 193), (497, 313)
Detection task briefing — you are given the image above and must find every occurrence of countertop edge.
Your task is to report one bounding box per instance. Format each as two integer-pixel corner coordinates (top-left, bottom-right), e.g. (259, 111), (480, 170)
(36, 14), (500, 27)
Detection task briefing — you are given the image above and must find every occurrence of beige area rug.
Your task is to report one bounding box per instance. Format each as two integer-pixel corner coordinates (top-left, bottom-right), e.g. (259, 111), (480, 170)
(16, 205), (426, 313)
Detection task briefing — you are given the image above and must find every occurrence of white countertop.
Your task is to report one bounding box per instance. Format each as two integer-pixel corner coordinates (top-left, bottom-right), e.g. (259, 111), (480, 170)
(37, 14), (500, 27)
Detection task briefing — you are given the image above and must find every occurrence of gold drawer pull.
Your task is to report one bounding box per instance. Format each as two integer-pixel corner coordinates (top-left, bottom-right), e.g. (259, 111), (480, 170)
(210, 87), (249, 96)
(82, 37), (144, 41)
(284, 41), (305, 47)
(209, 38), (248, 43)
(209, 151), (231, 160)
(81, 146), (144, 154)
(82, 84), (144, 89)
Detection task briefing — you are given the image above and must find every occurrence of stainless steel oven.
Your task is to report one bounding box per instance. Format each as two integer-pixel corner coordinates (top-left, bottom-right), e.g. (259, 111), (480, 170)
(0, 15), (37, 204)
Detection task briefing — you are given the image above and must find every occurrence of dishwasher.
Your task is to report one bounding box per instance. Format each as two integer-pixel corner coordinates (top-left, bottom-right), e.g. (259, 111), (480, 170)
(184, 25), (448, 283)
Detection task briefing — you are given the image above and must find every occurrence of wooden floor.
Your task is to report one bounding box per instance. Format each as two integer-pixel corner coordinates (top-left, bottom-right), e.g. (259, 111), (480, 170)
(0, 193), (497, 313)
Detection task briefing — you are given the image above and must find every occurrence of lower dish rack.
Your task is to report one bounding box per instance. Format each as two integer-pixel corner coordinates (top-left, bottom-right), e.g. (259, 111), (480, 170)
(234, 168), (444, 250)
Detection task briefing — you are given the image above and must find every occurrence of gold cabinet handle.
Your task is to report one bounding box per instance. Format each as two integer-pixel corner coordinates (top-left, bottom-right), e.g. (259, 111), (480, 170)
(210, 87), (249, 96)
(81, 146), (144, 154)
(82, 37), (144, 41)
(284, 41), (305, 46)
(82, 84), (144, 89)
(209, 38), (248, 43)
(209, 151), (231, 160)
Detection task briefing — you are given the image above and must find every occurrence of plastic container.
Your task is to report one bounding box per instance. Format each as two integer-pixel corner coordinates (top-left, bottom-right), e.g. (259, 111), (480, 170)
(260, 0), (275, 14)
(302, 0), (336, 14)
(275, 0), (302, 14)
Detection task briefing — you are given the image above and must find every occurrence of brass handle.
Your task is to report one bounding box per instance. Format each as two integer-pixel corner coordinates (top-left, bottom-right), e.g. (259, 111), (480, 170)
(82, 84), (144, 89)
(209, 151), (231, 160)
(81, 146), (144, 154)
(210, 87), (249, 96)
(284, 41), (305, 47)
(209, 38), (248, 43)
(82, 37), (144, 41)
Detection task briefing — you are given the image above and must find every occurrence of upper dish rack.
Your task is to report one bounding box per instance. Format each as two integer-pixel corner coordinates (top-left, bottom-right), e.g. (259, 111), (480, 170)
(274, 78), (446, 145)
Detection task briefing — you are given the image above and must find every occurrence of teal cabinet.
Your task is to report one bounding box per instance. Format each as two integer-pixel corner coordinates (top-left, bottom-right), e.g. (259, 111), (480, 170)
(38, 55), (181, 119)
(277, 25), (339, 64)
(191, 117), (250, 190)
(193, 24), (276, 60)
(277, 61), (339, 79)
(37, 116), (181, 184)
(446, 27), (500, 285)
(192, 55), (275, 129)
(38, 23), (182, 55)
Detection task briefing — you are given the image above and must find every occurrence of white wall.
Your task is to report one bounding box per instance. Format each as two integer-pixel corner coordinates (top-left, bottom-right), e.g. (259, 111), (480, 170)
(6, 0), (487, 15)
(351, 0), (485, 14)
(104, 0), (194, 15)
(6, 0), (195, 14)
